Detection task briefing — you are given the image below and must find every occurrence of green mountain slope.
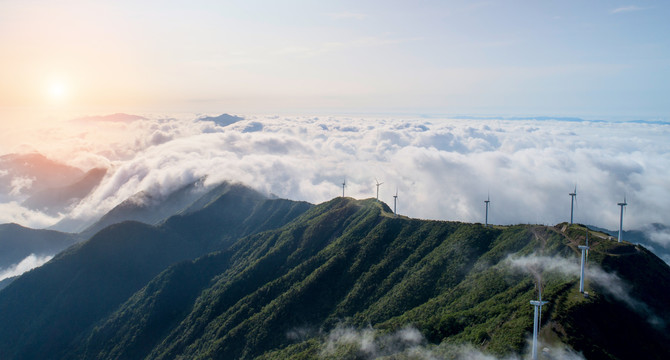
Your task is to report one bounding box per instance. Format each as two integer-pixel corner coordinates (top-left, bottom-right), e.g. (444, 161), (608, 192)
(0, 183), (311, 359)
(68, 198), (670, 360)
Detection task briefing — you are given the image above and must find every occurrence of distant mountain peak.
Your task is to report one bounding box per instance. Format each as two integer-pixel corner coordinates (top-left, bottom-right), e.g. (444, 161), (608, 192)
(0, 152), (84, 196)
(198, 113), (244, 127)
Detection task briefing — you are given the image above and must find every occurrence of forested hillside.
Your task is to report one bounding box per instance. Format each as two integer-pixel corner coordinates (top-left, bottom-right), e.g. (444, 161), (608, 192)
(0, 195), (668, 359)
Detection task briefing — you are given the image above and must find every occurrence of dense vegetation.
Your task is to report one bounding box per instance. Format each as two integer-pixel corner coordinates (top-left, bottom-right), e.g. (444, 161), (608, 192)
(0, 192), (668, 359)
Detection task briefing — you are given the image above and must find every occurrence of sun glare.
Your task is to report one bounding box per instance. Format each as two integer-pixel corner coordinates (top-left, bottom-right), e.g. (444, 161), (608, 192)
(47, 80), (69, 104)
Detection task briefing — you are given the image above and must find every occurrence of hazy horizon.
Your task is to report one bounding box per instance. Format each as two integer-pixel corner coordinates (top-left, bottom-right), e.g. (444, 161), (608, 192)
(2, 1), (670, 120)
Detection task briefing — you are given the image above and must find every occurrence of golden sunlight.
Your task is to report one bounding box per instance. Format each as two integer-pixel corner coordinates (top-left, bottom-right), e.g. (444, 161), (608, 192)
(46, 78), (70, 104)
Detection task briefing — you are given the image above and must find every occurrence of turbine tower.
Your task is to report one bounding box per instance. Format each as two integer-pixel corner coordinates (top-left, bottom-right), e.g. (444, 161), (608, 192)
(530, 283), (548, 360)
(375, 178), (384, 201)
(342, 179), (346, 198)
(579, 231), (590, 293)
(569, 186), (577, 225)
(617, 196), (627, 243)
(484, 194), (490, 227)
(393, 188), (398, 217)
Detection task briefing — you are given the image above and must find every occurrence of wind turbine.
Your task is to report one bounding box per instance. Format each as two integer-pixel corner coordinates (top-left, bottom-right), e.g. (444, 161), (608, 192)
(569, 186), (577, 225)
(393, 187), (398, 217)
(375, 178), (384, 201)
(530, 278), (548, 360)
(579, 230), (590, 293)
(484, 194), (490, 227)
(342, 178), (346, 198)
(617, 196), (627, 243)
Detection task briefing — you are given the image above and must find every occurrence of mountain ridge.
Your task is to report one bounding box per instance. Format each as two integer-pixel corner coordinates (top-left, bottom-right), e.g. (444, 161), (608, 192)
(0, 223), (78, 273)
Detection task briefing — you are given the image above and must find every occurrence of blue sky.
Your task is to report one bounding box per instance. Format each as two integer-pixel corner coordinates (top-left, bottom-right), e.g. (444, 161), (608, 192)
(1, 0), (669, 118)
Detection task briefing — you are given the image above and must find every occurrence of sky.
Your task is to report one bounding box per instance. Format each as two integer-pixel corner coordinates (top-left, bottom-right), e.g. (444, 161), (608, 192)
(1, 0), (670, 120)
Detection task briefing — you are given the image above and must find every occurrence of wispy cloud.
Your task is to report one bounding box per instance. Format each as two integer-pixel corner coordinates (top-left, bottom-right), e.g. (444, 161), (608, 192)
(0, 254), (53, 281)
(610, 5), (648, 14)
(506, 254), (664, 327)
(318, 324), (585, 359)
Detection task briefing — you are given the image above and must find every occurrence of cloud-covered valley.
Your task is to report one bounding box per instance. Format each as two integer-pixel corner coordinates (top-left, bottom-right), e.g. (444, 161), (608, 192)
(2, 114), (668, 241)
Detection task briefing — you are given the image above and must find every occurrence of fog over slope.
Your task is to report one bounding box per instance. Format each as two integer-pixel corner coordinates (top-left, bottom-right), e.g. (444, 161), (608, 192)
(1, 114), (668, 247)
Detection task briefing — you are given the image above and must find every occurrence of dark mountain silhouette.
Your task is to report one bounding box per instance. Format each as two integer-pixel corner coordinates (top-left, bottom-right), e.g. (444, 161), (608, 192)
(199, 113), (244, 127)
(0, 223), (78, 272)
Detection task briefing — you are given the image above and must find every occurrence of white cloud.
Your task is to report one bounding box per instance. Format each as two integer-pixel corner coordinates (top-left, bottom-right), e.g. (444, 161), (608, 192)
(0, 202), (62, 228)
(9, 176), (34, 197)
(1, 115), (668, 242)
(644, 226), (670, 247)
(0, 253), (53, 281)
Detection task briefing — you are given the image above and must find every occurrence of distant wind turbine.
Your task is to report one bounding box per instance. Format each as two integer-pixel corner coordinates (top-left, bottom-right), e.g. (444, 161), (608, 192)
(617, 196), (627, 243)
(484, 194), (491, 227)
(569, 186), (577, 225)
(393, 187), (398, 217)
(375, 178), (384, 201)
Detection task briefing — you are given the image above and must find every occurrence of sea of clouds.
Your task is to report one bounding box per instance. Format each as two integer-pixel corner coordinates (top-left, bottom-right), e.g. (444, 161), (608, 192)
(2, 114), (669, 242)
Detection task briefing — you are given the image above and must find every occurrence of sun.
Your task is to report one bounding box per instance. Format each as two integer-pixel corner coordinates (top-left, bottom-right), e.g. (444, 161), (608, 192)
(46, 79), (69, 104)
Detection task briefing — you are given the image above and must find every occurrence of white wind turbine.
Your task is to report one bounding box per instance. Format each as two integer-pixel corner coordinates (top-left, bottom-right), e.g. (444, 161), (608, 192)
(569, 185), (577, 225)
(393, 187), (398, 217)
(375, 178), (384, 201)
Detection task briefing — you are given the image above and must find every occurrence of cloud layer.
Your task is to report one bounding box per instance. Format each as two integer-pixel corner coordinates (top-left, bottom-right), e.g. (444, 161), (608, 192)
(1, 114), (669, 240)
